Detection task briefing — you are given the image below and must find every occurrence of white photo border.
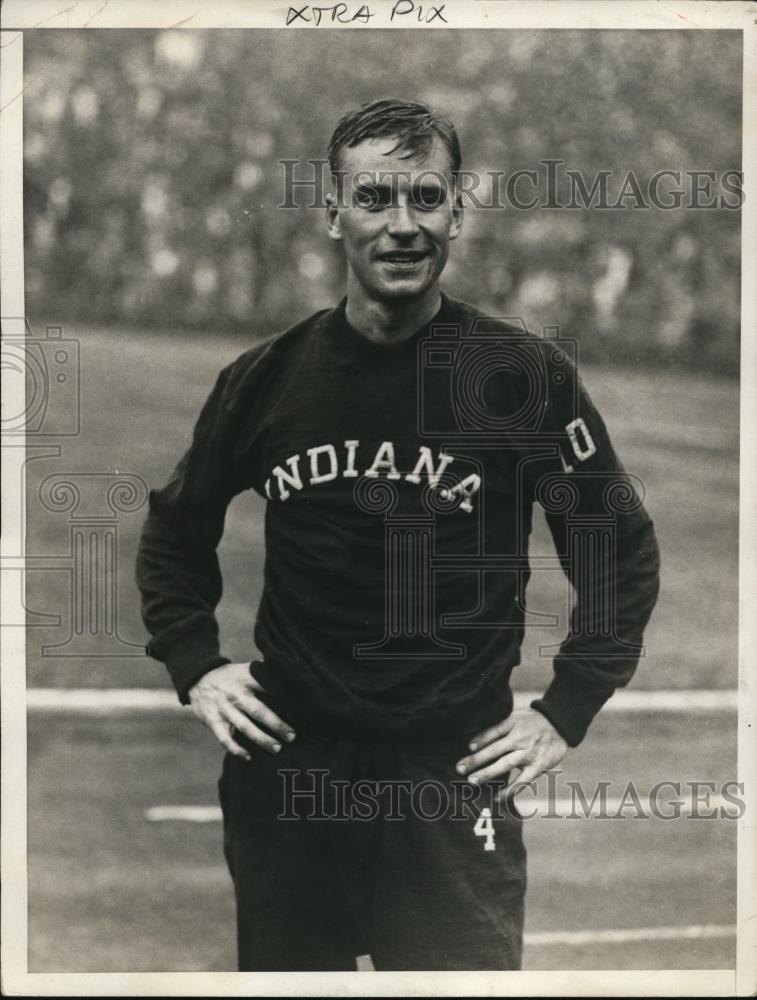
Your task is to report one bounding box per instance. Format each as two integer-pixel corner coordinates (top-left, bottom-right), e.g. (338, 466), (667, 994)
(1, 2), (754, 996)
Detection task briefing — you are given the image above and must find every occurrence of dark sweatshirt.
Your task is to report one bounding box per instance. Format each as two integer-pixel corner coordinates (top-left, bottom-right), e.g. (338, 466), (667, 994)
(136, 293), (660, 746)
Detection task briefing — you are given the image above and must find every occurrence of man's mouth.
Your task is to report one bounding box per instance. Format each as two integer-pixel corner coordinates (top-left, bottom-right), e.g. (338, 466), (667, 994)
(376, 250), (430, 266)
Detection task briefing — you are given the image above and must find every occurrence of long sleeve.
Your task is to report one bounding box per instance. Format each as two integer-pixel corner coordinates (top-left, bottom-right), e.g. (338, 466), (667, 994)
(135, 362), (247, 703)
(526, 350), (661, 746)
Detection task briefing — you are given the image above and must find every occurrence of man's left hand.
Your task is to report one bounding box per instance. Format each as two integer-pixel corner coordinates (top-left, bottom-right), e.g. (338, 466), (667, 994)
(455, 708), (568, 795)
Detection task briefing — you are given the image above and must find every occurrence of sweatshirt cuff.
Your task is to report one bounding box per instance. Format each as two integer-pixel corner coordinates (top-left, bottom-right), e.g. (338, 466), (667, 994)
(156, 634), (232, 705)
(530, 670), (616, 747)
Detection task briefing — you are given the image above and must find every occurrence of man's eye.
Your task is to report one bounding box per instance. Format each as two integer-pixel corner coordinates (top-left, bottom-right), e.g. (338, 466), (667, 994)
(354, 188), (386, 210)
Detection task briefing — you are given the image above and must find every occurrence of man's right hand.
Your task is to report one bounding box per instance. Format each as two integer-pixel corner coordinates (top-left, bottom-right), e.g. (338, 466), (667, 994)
(188, 662), (296, 760)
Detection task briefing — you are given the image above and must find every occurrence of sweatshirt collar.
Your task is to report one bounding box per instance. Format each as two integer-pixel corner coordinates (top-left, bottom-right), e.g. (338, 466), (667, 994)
(328, 292), (458, 361)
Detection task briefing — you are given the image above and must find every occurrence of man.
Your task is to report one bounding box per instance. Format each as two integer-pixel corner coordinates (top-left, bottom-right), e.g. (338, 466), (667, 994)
(136, 98), (660, 972)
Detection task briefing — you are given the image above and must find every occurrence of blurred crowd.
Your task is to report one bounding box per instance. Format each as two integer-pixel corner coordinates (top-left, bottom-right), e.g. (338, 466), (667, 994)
(24, 29), (741, 372)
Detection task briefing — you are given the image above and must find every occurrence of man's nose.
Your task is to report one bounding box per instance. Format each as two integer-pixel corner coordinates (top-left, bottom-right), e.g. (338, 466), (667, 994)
(385, 202), (420, 239)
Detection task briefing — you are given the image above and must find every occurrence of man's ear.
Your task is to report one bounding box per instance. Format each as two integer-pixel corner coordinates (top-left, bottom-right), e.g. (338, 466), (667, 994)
(448, 183), (464, 241)
(325, 191), (342, 242)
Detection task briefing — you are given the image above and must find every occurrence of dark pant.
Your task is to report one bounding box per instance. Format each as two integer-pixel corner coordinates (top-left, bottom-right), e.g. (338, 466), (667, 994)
(218, 729), (527, 971)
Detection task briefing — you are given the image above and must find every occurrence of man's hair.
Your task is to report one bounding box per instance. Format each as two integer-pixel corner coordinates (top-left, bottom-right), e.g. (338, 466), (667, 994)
(327, 98), (462, 177)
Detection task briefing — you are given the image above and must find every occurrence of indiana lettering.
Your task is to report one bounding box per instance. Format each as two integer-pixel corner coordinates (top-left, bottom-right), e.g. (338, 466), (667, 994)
(264, 440), (482, 512)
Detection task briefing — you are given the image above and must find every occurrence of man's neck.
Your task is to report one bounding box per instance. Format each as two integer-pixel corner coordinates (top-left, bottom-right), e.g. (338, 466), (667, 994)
(344, 283), (442, 346)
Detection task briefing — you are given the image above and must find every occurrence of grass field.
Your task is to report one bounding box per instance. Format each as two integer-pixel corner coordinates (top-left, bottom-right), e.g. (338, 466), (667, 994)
(21, 321), (740, 973)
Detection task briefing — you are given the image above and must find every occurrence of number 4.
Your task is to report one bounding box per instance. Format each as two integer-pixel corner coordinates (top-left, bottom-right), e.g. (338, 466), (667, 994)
(474, 808), (496, 851)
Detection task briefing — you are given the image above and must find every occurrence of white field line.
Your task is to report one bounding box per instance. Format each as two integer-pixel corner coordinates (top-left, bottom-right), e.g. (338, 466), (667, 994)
(357, 924), (734, 968)
(144, 793), (740, 824)
(356, 924), (736, 968)
(147, 806), (222, 823)
(27, 687), (739, 713)
(524, 924), (735, 947)
(28, 688), (180, 712)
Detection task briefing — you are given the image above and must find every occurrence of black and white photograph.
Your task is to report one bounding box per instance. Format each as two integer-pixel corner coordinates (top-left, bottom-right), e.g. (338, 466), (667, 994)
(1, 1), (755, 995)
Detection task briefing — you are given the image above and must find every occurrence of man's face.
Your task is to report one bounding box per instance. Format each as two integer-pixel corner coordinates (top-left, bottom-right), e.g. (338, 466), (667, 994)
(326, 136), (463, 303)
